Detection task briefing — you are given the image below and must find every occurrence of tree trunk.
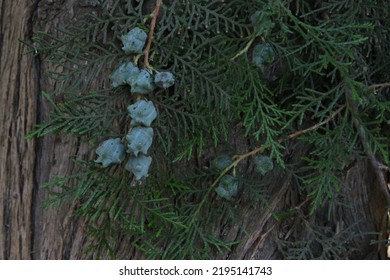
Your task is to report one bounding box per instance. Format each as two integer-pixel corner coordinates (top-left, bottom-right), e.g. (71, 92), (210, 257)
(0, 0), (388, 259)
(1, 0), (97, 260)
(0, 0), (38, 260)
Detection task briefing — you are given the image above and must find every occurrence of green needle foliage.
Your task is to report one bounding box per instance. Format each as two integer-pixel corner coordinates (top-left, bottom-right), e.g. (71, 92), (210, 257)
(27, 0), (389, 259)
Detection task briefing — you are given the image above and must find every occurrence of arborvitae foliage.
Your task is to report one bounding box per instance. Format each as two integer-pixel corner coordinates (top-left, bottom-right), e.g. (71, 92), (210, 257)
(27, 0), (390, 259)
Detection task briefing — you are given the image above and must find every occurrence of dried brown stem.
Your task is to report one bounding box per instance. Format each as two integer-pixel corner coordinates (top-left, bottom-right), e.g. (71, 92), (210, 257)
(143, 0), (163, 68)
(211, 105), (346, 188)
(286, 105), (345, 139)
(368, 82), (390, 90)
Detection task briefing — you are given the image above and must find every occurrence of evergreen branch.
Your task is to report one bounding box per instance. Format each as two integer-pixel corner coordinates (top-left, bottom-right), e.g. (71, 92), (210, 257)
(211, 105), (346, 189)
(134, 197), (187, 230)
(26, 91), (126, 139)
(191, 104), (347, 233)
(286, 105), (345, 140)
(144, 0), (163, 68)
(167, 48), (233, 111)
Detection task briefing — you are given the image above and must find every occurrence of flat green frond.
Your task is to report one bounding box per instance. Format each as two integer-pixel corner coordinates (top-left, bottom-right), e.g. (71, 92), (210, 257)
(26, 91), (126, 140)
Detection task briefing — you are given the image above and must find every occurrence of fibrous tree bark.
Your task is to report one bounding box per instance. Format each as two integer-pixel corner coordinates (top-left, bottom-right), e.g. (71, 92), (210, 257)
(1, 0), (39, 259)
(1, 0), (99, 260)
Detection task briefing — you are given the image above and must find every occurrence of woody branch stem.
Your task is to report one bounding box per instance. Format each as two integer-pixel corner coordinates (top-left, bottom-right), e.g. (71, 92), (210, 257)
(143, 0), (163, 68)
(211, 105), (346, 188)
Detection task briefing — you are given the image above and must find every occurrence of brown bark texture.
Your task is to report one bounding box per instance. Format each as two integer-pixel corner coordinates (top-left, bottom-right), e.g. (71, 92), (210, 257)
(1, 0), (97, 260)
(0, 0), (388, 259)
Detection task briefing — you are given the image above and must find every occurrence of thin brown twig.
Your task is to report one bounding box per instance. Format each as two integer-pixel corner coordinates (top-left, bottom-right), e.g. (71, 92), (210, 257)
(286, 105), (345, 139)
(211, 105), (346, 188)
(368, 82), (390, 90)
(143, 0), (163, 68)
